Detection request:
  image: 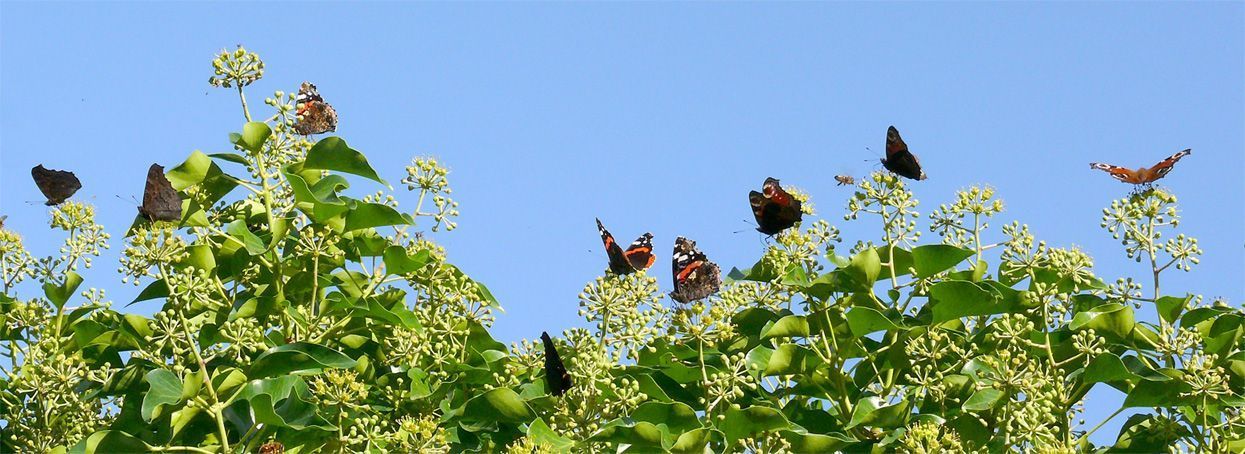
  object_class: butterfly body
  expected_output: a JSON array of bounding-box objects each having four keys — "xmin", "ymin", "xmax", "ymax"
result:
[
  {"xmin": 31, "ymin": 165, "xmax": 82, "ymax": 205},
  {"xmin": 1090, "ymin": 149, "xmax": 1191, "ymax": 185},
  {"xmin": 748, "ymin": 177, "xmax": 802, "ymax": 235},
  {"xmin": 670, "ymin": 236, "xmax": 721, "ymax": 304},
  {"xmin": 294, "ymin": 82, "xmax": 338, "ymax": 135},
  {"xmin": 540, "ymin": 331, "xmax": 572, "ymax": 396},
  {"xmin": 596, "ymin": 218, "xmax": 654, "ymax": 275},
  {"xmin": 882, "ymin": 126, "xmax": 927, "ymax": 180},
  {"xmin": 138, "ymin": 164, "xmax": 182, "ymax": 222}
]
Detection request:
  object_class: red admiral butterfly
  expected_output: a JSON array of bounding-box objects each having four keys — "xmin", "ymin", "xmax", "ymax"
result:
[
  {"xmin": 138, "ymin": 164, "xmax": 182, "ymax": 222},
  {"xmin": 293, "ymin": 82, "xmax": 338, "ymax": 135},
  {"xmin": 596, "ymin": 218, "xmax": 654, "ymax": 275},
  {"xmin": 883, "ymin": 126, "xmax": 926, "ymax": 181},
  {"xmin": 31, "ymin": 165, "xmax": 82, "ymax": 206},
  {"xmin": 748, "ymin": 177, "xmax": 802, "ymax": 236},
  {"xmin": 670, "ymin": 236, "xmax": 721, "ymax": 304},
  {"xmin": 1090, "ymin": 149, "xmax": 1191, "ymax": 185},
  {"xmin": 540, "ymin": 331, "xmax": 572, "ymax": 396}
]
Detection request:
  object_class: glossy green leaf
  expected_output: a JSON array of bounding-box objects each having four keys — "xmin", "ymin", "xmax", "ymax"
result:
[
  {"xmin": 249, "ymin": 342, "xmax": 357, "ymax": 378},
  {"xmin": 1070, "ymin": 303, "xmax": 1135, "ymax": 340},
  {"xmin": 847, "ymin": 397, "xmax": 909, "ymax": 429},
  {"xmin": 928, "ymin": 280, "xmax": 1018, "ymax": 324},
  {"xmin": 225, "ymin": 220, "xmax": 267, "ymax": 256},
  {"xmin": 1155, "ymin": 295, "xmax": 1192, "ymax": 326},
  {"xmin": 461, "ymin": 388, "xmax": 533, "ymax": 423},
  {"xmin": 721, "ymin": 406, "xmax": 789, "ymax": 445},
  {"xmin": 911, "ymin": 244, "xmax": 975, "ymax": 278},
  {"xmin": 69, "ymin": 430, "xmax": 150, "ymax": 454},
  {"xmin": 962, "ymin": 388, "xmax": 1005, "ymax": 412},
  {"xmin": 780, "ymin": 430, "xmax": 856, "ymax": 452},
  {"xmin": 343, "ymin": 201, "xmax": 413, "ymax": 231},
  {"xmin": 1083, "ymin": 353, "xmax": 1170, "ymax": 384},
  {"xmin": 761, "ymin": 315, "xmax": 809, "ymax": 339},
  {"xmin": 527, "ymin": 418, "xmax": 574, "ymax": 451},
  {"xmin": 304, "ymin": 137, "xmax": 388, "ymax": 186},
  {"xmin": 43, "ymin": 271, "xmax": 83, "ymax": 310},
  {"xmin": 382, "ymin": 246, "xmax": 431, "ymax": 276},
  {"xmin": 1111, "ymin": 414, "xmax": 1190, "ymax": 452},
  {"xmin": 141, "ymin": 369, "xmax": 183, "ymax": 421},
  {"xmin": 229, "ymin": 121, "xmax": 271, "ymax": 153},
  {"xmin": 845, "ymin": 307, "xmax": 907, "ymax": 337}
]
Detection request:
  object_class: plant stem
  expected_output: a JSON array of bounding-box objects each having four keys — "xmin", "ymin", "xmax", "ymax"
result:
[
  {"xmin": 237, "ymin": 86, "xmax": 252, "ymax": 122},
  {"xmin": 1078, "ymin": 407, "xmax": 1124, "ymax": 445}
]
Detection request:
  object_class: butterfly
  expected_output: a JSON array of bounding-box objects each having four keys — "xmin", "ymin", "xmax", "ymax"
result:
[
  {"xmin": 0, "ymin": 215, "xmax": 7, "ymax": 229},
  {"xmin": 138, "ymin": 164, "xmax": 182, "ymax": 222},
  {"xmin": 31, "ymin": 165, "xmax": 82, "ymax": 205},
  {"xmin": 596, "ymin": 218, "xmax": 654, "ymax": 275},
  {"xmin": 834, "ymin": 175, "xmax": 855, "ymax": 186},
  {"xmin": 883, "ymin": 126, "xmax": 927, "ymax": 180},
  {"xmin": 258, "ymin": 441, "xmax": 284, "ymax": 454},
  {"xmin": 669, "ymin": 236, "xmax": 721, "ymax": 304},
  {"xmin": 749, "ymin": 177, "xmax": 802, "ymax": 236},
  {"xmin": 293, "ymin": 82, "xmax": 338, "ymax": 135},
  {"xmin": 540, "ymin": 331, "xmax": 572, "ymax": 396},
  {"xmin": 1090, "ymin": 149, "xmax": 1191, "ymax": 185}
]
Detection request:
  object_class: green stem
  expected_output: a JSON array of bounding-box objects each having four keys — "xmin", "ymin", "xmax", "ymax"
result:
[
  {"xmin": 1078, "ymin": 407, "xmax": 1124, "ymax": 445},
  {"xmin": 237, "ymin": 86, "xmax": 252, "ymax": 122}
]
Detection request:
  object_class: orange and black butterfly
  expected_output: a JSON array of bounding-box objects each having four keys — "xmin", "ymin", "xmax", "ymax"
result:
[
  {"xmin": 670, "ymin": 236, "xmax": 721, "ymax": 304},
  {"xmin": 293, "ymin": 82, "xmax": 338, "ymax": 135},
  {"xmin": 1090, "ymin": 149, "xmax": 1191, "ymax": 185},
  {"xmin": 834, "ymin": 175, "xmax": 855, "ymax": 186},
  {"xmin": 540, "ymin": 331, "xmax": 572, "ymax": 397},
  {"xmin": 596, "ymin": 218, "xmax": 654, "ymax": 275},
  {"xmin": 883, "ymin": 126, "xmax": 927, "ymax": 181},
  {"xmin": 31, "ymin": 165, "xmax": 82, "ymax": 205},
  {"xmin": 749, "ymin": 177, "xmax": 802, "ymax": 236},
  {"xmin": 138, "ymin": 164, "xmax": 182, "ymax": 222}
]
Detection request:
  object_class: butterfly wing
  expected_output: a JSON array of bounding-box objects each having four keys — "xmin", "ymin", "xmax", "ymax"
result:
[
  {"xmin": 540, "ymin": 332, "xmax": 573, "ymax": 396},
  {"xmin": 1088, "ymin": 163, "xmax": 1140, "ymax": 183},
  {"xmin": 31, "ymin": 165, "xmax": 82, "ymax": 206},
  {"xmin": 1144, "ymin": 149, "xmax": 1191, "ymax": 182},
  {"xmin": 670, "ymin": 237, "xmax": 721, "ymax": 304},
  {"xmin": 623, "ymin": 233, "xmax": 655, "ymax": 271},
  {"xmin": 750, "ymin": 178, "xmax": 802, "ymax": 235},
  {"xmin": 294, "ymin": 82, "xmax": 338, "ymax": 135},
  {"xmin": 882, "ymin": 126, "xmax": 927, "ymax": 180},
  {"xmin": 596, "ymin": 218, "xmax": 635, "ymax": 275},
  {"xmin": 139, "ymin": 164, "xmax": 182, "ymax": 222}
]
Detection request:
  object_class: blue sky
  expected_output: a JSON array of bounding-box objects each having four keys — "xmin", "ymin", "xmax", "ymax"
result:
[{"xmin": 2, "ymin": 2, "xmax": 1242, "ymax": 446}]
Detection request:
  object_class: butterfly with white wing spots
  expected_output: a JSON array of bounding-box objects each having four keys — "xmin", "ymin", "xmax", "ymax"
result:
[
  {"xmin": 596, "ymin": 218, "xmax": 654, "ymax": 275},
  {"xmin": 293, "ymin": 82, "xmax": 338, "ymax": 135},
  {"xmin": 1090, "ymin": 149, "xmax": 1191, "ymax": 186},
  {"xmin": 669, "ymin": 236, "xmax": 721, "ymax": 304}
]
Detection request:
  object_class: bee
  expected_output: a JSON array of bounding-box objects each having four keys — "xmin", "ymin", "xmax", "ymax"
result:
[{"xmin": 834, "ymin": 175, "xmax": 855, "ymax": 186}]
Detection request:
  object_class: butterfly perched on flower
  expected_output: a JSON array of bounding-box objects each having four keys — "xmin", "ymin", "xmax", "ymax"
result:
[
  {"xmin": 138, "ymin": 164, "xmax": 182, "ymax": 222},
  {"xmin": 540, "ymin": 331, "xmax": 572, "ymax": 397},
  {"xmin": 883, "ymin": 126, "xmax": 927, "ymax": 181},
  {"xmin": 834, "ymin": 175, "xmax": 855, "ymax": 186},
  {"xmin": 748, "ymin": 177, "xmax": 802, "ymax": 236},
  {"xmin": 670, "ymin": 236, "xmax": 721, "ymax": 304},
  {"xmin": 596, "ymin": 218, "xmax": 654, "ymax": 275},
  {"xmin": 1090, "ymin": 149, "xmax": 1191, "ymax": 185},
  {"xmin": 293, "ymin": 82, "xmax": 338, "ymax": 135},
  {"xmin": 31, "ymin": 165, "xmax": 82, "ymax": 206}
]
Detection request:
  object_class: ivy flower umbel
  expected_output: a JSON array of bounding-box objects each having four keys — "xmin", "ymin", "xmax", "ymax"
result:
[
  {"xmin": 404, "ymin": 157, "xmax": 460, "ymax": 232},
  {"xmin": 578, "ymin": 271, "xmax": 667, "ymax": 362},
  {"xmin": 208, "ymin": 45, "xmax": 263, "ymax": 88},
  {"xmin": 118, "ymin": 226, "xmax": 189, "ymax": 286},
  {"xmin": 929, "ymin": 185, "xmax": 1004, "ymax": 253},
  {"xmin": 0, "ymin": 228, "xmax": 37, "ymax": 290},
  {"xmin": 846, "ymin": 171, "xmax": 922, "ymax": 248}
]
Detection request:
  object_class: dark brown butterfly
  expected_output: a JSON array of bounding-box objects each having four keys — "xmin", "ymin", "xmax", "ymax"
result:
[
  {"xmin": 749, "ymin": 177, "xmax": 802, "ymax": 236},
  {"xmin": 540, "ymin": 331, "xmax": 572, "ymax": 396},
  {"xmin": 31, "ymin": 165, "xmax": 82, "ymax": 205},
  {"xmin": 293, "ymin": 82, "xmax": 338, "ymax": 135},
  {"xmin": 1090, "ymin": 149, "xmax": 1191, "ymax": 185},
  {"xmin": 883, "ymin": 126, "xmax": 927, "ymax": 180},
  {"xmin": 834, "ymin": 175, "xmax": 855, "ymax": 186},
  {"xmin": 596, "ymin": 218, "xmax": 654, "ymax": 275},
  {"xmin": 670, "ymin": 236, "xmax": 721, "ymax": 304},
  {"xmin": 138, "ymin": 164, "xmax": 182, "ymax": 222}
]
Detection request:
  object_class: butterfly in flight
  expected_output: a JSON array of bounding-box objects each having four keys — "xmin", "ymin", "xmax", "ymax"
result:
[
  {"xmin": 293, "ymin": 82, "xmax": 338, "ymax": 135},
  {"xmin": 31, "ymin": 165, "xmax": 82, "ymax": 205},
  {"xmin": 540, "ymin": 331, "xmax": 572, "ymax": 397},
  {"xmin": 834, "ymin": 175, "xmax": 855, "ymax": 186},
  {"xmin": 748, "ymin": 177, "xmax": 802, "ymax": 236},
  {"xmin": 596, "ymin": 218, "xmax": 654, "ymax": 275},
  {"xmin": 138, "ymin": 164, "xmax": 182, "ymax": 222},
  {"xmin": 670, "ymin": 236, "xmax": 721, "ymax": 304},
  {"xmin": 1090, "ymin": 149, "xmax": 1191, "ymax": 186},
  {"xmin": 883, "ymin": 126, "xmax": 927, "ymax": 181}
]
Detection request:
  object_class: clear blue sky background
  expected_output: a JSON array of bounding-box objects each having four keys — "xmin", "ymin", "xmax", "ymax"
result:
[{"xmin": 3, "ymin": 2, "xmax": 1242, "ymax": 447}]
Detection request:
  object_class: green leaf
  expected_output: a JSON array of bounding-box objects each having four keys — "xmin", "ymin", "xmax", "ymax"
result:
[
  {"xmin": 249, "ymin": 342, "xmax": 357, "ymax": 378},
  {"xmin": 383, "ymin": 246, "xmax": 431, "ymax": 276},
  {"xmin": 846, "ymin": 397, "xmax": 909, "ymax": 429},
  {"xmin": 631, "ymin": 401, "xmax": 702, "ymax": 434},
  {"xmin": 779, "ymin": 430, "xmax": 856, "ymax": 453},
  {"xmin": 343, "ymin": 201, "xmax": 413, "ymax": 231},
  {"xmin": 229, "ymin": 121, "xmax": 271, "ymax": 153},
  {"xmin": 42, "ymin": 271, "xmax": 83, "ymax": 310},
  {"xmin": 911, "ymin": 244, "xmax": 975, "ymax": 278},
  {"xmin": 1154, "ymin": 295, "xmax": 1192, "ymax": 326},
  {"xmin": 1122, "ymin": 379, "xmax": 1194, "ymax": 408},
  {"xmin": 670, "ymin": 428, "xmax": 717, "ymax": 454},
  {"xmin": 238, "ymin": 375, "xmax": 335, "ymax": 431},
  {"xmin": 845, "ymin": 307, "xmax": 907, "ymax": 337},
  {"xmin": 1070, "ymin": 303, "xmax": 1136, "ymax": 340},
  {"xmin": 304, "ymin": 137, "xmax": 388, "ymax": 186},
  {"xmin": 461, "ymin": 388, "xmax": 534, "ymax": 424},
  {"xmin": 69, "ymin": 430, "xmax": 150, "ymax": 454},
  {"xmin": 1111, "ymin": 414, "xmax": 1190, "ymax": 452},
  {"xmin": 842, "ymin": 247, "xmax": 881, "ymax": 289},
  {"xmin": 1083, "ymin": 353, "xmax": 1170, "ymax": 384},
  {"xmin": 526, "ymin": 418, "xmax": 574, "ymax": 451},
  {"xmin": 761, "ymin": 315, "xmax": 809, "ymax": 339},
  {"xmin": 225, "ymin": 220, "xmax": 268, "ymax": 256},
  {"xmin": 962, "ymin": 388, "xmax": 1005, "ymax": 412},
  {"xmin": 209, "ymin": 152, "xmax": 249, "ymax": 165},
  {"xmin": 928, "ymin": 280, "xmax": 1018, "ymax": 324},
  {"xmin": 721, "ymin": 406, "xmax": 790, "ymax": 445},
  {"xmin": 141, "ymin": 369, "xmax": 184, "ymax": 421},
  {"xmin": 748, "ymin": 343, "xmax": 824, "ymax": 377}
]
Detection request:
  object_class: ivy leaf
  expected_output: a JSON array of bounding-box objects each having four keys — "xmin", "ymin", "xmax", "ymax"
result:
[
  {"xmin": 721, "ymin": 406, "xmax": 789, "ymax": 445},
  {"xmin": 846, "ymin": 397, "xmax": 909, "ymax": 429},
  {"xmin": 460, "ymin": 388, "xmax": 533, "ymax": 425},
  {"xmin": 631, "ymin": 401, "xmax": 702, "ymax": 434},
  {"xmin": 928, "ymin": 280, "xmax": 1019, "ymax": 324},
  {"xmin": 69, "ymin": 430, "xmax": 150, "ymax": 454},
  {"xmin": 1154, "ymin": 295, "xmax": 1192, "ymax": 326},
  {"xmin": 1082, "ymin": 353, "xmax": 1170, "ymax": 384},
  {"xmin": 42, "ymin": 271, "xmax": 83, "ymax": 311},
  {"xmin": 761, "ymin": 315, "xmax": 809, "ymax": 339},
  {"xmin": 249, "ymin": 342, "xmax": 357, "ymax": 378},
  {"xmin": 141, "ymin": 369, "xmax": 184, "ymax": 421},
  {"xmin": 962, "ymin": 388, "xmax": 1005, "ymax": 412},
  {"xmin": 343, "ymin": 201, "xmax": 413, "ymax": 231},
  {"xmin": 1070, "ymin": 303, "xmax": 1136, "ymax": 341},
  {"xmin": 910, "ymin": 244, "xmax": 975, "ymax": 278},
  {"xmin": 304, "ymin": 137, "xmax": 388, "ymax": 186},
  {"xmin": 383, "ymin": 246, "xmax": 431, "ymax": 276},
  {"xmin": 229, "ymin": 121, "xmax": 271, "ymax": 153},
  {"xmin": 526, "ymin": 418, "xmax": 574, "ymax": 451},
  {"xmin": 225, "ymin": 220, "xmax": 268, "ymax": 256},
  {"xmin": 670, "ymin": 428, "xmax": 718, "ymax": 453},
  {"xmin": 845, "ymin": 307, "xmax": 907, "ymax": 337}
]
